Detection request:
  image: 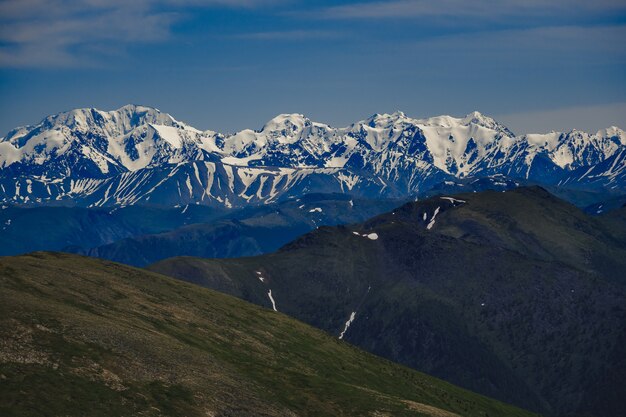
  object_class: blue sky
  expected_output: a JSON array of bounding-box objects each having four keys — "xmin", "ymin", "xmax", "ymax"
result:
[{"xmin": 0, "ymin": 0, "xmax": 625, "ymax": 135}]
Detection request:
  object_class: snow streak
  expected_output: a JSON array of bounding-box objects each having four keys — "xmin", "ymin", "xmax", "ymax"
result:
[{"xmin": 339, "ymin": 312, "xmax": 356, "ymax": 340}]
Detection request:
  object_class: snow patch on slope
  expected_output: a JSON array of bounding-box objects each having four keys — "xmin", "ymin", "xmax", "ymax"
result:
[
  {"xmin": 427, "ymin": 207, "xmax": 441, "ymax": 230},
  {"xmin": 339, "ymin": 311, "xmax": 356, "ymax": 340},
  {"xmin": 267, "ymin": 289, "xmax": 277, "ymax": 311},
  {"xmin": 440, "ymin": 196, "xmax": 466, "ymax": 204}
]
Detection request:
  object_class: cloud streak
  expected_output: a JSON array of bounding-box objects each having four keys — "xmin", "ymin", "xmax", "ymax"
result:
[
  {"xmin": 316, "ymin": 0, "xmax": 626, "ymax": 20},
  {"xmin": 233, "ymin": 30, "xmax": 342, "ymax": 41},
  {"xmin": 0, "ymin": 0, "xmax": 283, "ymax": 67},
  {"xmin": 496, "ymin": 102, "xmax": 626, "ymax": 134}
]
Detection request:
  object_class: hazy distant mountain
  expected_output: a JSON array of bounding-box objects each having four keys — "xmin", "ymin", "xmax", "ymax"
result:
[
  {"xmin": 150, "ymin": 187, "xmax": 626, "ymax": 417},
  {"xmin": 1, "ymin": 105, "xmax": 624, "ymax": 207},
  {"xmin": 68, "ymin": 194, "xmax": 402, "ymax": 266},
  {"xmin": 0, "ymin": 203, "xmax": 227, "ymax": 256}
]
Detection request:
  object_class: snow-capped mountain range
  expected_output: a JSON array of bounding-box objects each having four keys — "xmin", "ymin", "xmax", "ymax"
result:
[{"xmin": 0, "ymin": 104, "xmax": 624, "ymax": 208}]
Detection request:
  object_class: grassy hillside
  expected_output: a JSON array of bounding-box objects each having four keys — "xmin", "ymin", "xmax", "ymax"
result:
[
  {"xmin": 0, "ymin": 252, "xmax": 536, "ymax": 417},
  {"xmin": 150, "ymin": 187, "xmax": 626, "ymax": 417}
]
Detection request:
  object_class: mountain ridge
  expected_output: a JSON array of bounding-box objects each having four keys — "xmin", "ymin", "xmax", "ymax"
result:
[{"xmin": 1, "ymin": 105, "xmax": 624, "ymax": 208}]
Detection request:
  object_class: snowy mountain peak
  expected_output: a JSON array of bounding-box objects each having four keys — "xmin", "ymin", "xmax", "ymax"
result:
[
  {"xmin": 466, "ymin": 110, "xmax": 484, "ymax": 118},
  {"xmin": 1, "ymin": 105, "xmax": 624, "ymax": 208},
  {"xmin": 0, "ymin": 104, "xmax": 210, "ymax": 176},
  {"xmin": 262, "ymin": 113, "xmax": 310, "ymax": 134},
  {"xmin": 597, "ymin": 126, "xmax": 626, "ymax": 144},
  {"xmin": 408, "ymin": 111, "xmax": 513, "ymax": 138},
  {"xmin": 462, "ymin": 110, "xmax": 504, "ymax": 129},
  {"xmin": 365, "ymin": 111, "xmax": 411, "ymax": 127},
  {"xmin": 41, "ymin": 104, "xmax": 177, "ymax": 134}
]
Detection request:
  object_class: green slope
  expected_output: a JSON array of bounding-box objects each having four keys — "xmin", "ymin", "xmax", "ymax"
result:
[
  {"xmin": 0, "ymin": 252, "xmax": 536, "ymax": 417},
  {"xmin": 149, "ymin": 187, "xmax": 626, "ymax": 416}
]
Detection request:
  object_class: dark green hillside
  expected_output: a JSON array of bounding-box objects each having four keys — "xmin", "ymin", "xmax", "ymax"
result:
[
  {"xmin": 150, "ymin": 187, "xmax": 626, "ymax": 417},
  {"xmin": 598, "ymin": 204, "xmax": 626, "ymax": 241},
  {"xmin": 0, "ymin": 252, "xmax": 536, "ymax": 417},
  {"xmin": 413, "ymin": 187, "xmax": 626, "ymax": 282}
]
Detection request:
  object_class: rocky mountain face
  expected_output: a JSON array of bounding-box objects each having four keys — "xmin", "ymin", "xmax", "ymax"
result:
[
  {"xmin": 149, "ymin": 187, "xmax": 626, "ymax": 417},
  {"xmin": 1, "ymin": 105, "xmax": 624, "ymax": 208}
]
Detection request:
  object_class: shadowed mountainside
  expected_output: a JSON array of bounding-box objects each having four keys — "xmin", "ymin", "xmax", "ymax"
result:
[{"xmin": 150, "ymin": 187, "xmax": 626, "ymax": 417}]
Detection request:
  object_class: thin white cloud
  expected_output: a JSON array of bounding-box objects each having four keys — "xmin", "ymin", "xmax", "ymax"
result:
[
  {"xmin": 233, "ymin": 30, "xmax": 342, "ymax": 41},
  {"xmin": 0, "ymin": 0, "xmax": 286, "ymax": 67},
  {"xmin": 496, "ymin": 102, "xmax": 626, "ymax": 134},
  {"xmin": 407, "ymin": 24, "xmax": 626, "ymax": 59},
  {"xmin": 316, "ymin": 0, "xmax": 626, "ymax": 20}
]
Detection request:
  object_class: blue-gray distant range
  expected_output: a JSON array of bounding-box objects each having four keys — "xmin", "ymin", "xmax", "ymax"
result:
[{"xmin": 0, "ymin": 104, "xmax": 624, "ymax": 208}]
